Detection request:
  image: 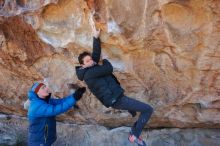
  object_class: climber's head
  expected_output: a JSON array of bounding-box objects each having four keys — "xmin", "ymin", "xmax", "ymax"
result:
[
  {"xmin": 31, "ymin": 82, "xmax": 50, "ymax": 98},
  {"xmin": 78, "ymin": 51, "xmax": 94, "ymax": 68}
]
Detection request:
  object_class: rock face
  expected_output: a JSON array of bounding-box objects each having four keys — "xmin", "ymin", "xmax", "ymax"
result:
[
  {"xmin": 0, "ymin": 115, "xmax": 220, "ymax": 146},
  {"xmin": 0, "ymin": 0, "xmax": 220, "ymax": 128}
]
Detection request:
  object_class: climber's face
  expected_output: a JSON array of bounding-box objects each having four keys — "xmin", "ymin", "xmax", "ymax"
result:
[
  {"xmin": 82, "ymin": 55, "xmax": 94, "ymax": 68},
  {"xmin": 37, "ymin": 85, "xmax": 50, "ymax": 98}
]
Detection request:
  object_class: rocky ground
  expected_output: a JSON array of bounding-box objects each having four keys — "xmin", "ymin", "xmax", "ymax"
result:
[{"xmin": 0, "ymin": 114, "xmax": 219, "ymax": 146}]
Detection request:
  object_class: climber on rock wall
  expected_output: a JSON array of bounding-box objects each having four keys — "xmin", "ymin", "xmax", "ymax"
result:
[
  {"xmin": 75, "ymin": 14, "xmax": 153, "ymax": 146},
  {"xmin": 26, "ymin": 82, "xmax": 86, "ymax": 146}
]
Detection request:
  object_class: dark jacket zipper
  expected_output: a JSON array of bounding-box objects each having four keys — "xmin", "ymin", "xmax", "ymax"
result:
[{"xmin": 44, "ymin": 124, "xmax": 48, "ymax": 144}]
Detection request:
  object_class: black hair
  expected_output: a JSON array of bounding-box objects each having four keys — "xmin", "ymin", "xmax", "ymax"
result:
[{"xmin": 78, "ymin": 51, "xmax": 91, "ymax": 64}]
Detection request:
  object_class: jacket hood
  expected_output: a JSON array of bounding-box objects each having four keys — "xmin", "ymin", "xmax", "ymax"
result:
[
  {"xmin": 75, "ymin": 66, "xmax": 87, "ymax": 81},
  {"xmin": 28, "ymin": 91, "xmax": 39, "ymax": 101}
]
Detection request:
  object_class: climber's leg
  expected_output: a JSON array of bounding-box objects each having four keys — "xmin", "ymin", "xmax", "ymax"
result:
[{"xmin": 112, "ymin": 95, "xmax": 153, "ymax": 138}]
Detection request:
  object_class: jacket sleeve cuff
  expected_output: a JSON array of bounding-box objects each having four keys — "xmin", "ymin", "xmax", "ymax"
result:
[{"xmin": 93, "ymin": 37, "xmax": 100, "ymax": 41}]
